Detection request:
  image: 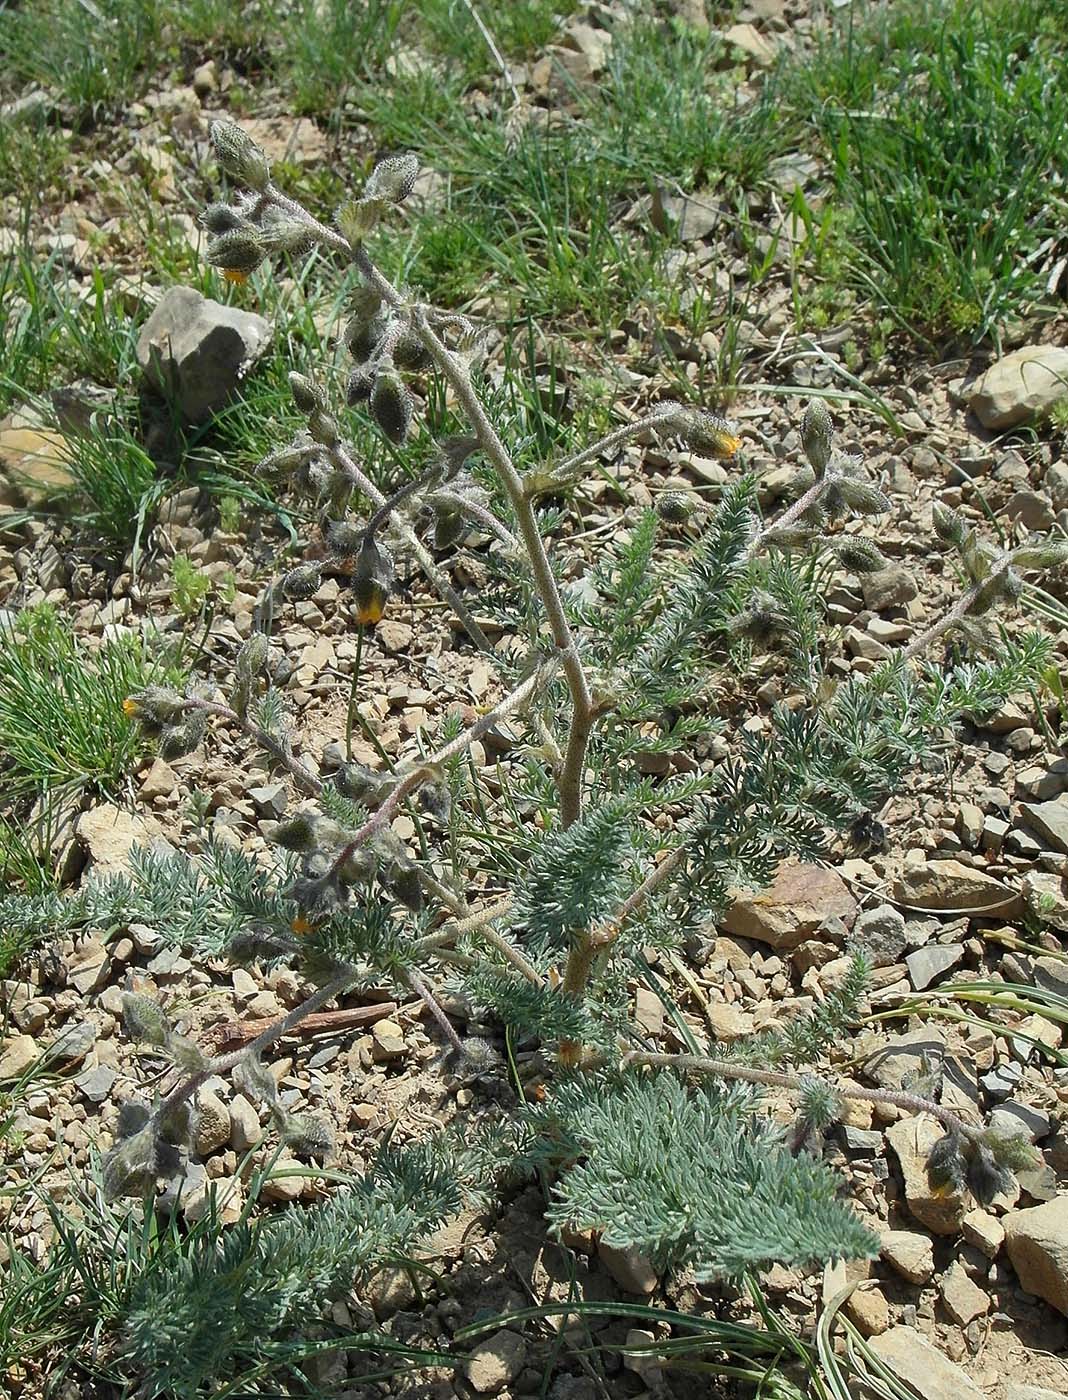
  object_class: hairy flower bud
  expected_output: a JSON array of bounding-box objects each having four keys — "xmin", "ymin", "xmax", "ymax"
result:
[
  {"xmin": 271, "ymin": 812, "xmax": 319, "ymax": 852},
  {"xmin": 205, "ymin": 228, "xmax": 267, "ymax": 278},
  {"xmin": 352, "ymin": 536, "xmax": 393, "ymax": 626},
  {"xmin": 418, "ymin": 779, "xmax": 451, "ymax": 824},
  {"xmin": 309, "ymin": 409, "xmax": 340, "ymax": 447},
  {"xmin": 926, "ymin": 1130, "xmax": 965, "ymax": 1197},
  {"xmin": 288, "ymin": 371, "xmax": 324, "ymax": 415},
  {"xmin": 364, "ymin": 154, "xmax": 419, "ymax": 204},
  {"xmin": 336, "ymin": 197, "xmax": 382, "ymax": 243},
  {"xmin": 966, "ymin": 1142, "xmax": 1014, "ymax": 1207},
  {"xmin": 159, "ymin": 711, "xmax": 208, "ymax": 761},
  {"xmin": 667, "ymin": 406, "xmax": 741, "ymax": 458},
  {"xmin": 346, "ymin": 366, "xmax": 374, "ymax": 405},
  {"xmin": 932, "ymin": 501, "xmax": 966, "ymax": 546},
  {"xmin": 209, "ymin": 119, "xmax": 270, "ymax": 191},
  {"xmin": 835, "ymin": 476, "xmax": 891, "ymax": 516},
  {"xmin": 655, "ymin": 492, "xmax": 694, "ymax": 525},
  {"xmin": 383, "ymin": 857, "xmax": 423, "ymax": 911},
  {"xmin": 236, "ymin": 632, "xmax": 270, "ymax": 682},
  {"xmin": 122, "ymin": 991, "xmax": 171, "ymax": 1047},
  {"xmin": 370, "ymin": 369, "xmax": 413, "ymax": 444},
  {"xmin": 282, "ymin": 1111, "xmax": 336, "ymax": 1161},
  {"xmin": 393, "ymin": 328, "xmax": 432, "ymax": 371},
  {"xmin": 1012, "ymin": 539, "xmax": 1068, "ymax": 569},
  {"xmin": 830, "ymin": 537, "xmax": 888, "ymax": 573},
  {"xmin": 335, "ymin": 762, "xmax": 391, "ymax": 807},
  {"xmin": 433, "ymin": 501, "xmax": 466, "ymax": 550},
  {"xmin": 801, "ymin": 400, "xmax": 833, "ymax": 473},
  {"xmin": 345, "ymin": 314, "xmax": 388, "ymax": 364},
  {"xmin": 123, "ymin": 686, "xmax": 187, "ymax": 728},
  {"xmin": 231, "ymin": 1053, "xmax": 278, "ymax": 1111},
  {"xmin": 283, "ymin": 562, "xmax": 323, "ymax": 600},
  {"xmin": 201, "ymin": 201, "xmax": 246, "ymax": 235}
]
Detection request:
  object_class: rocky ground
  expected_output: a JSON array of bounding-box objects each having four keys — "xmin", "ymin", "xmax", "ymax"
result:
[{"xmin": 2, "ymin": 1, "xmax": 1068, "ymax": 1398}]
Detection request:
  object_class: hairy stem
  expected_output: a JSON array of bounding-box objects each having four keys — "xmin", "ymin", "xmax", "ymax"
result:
[
  {"xmin": 155, "ymin": 969, "xmax": 355, "ymax": 1129},
  {"xmin": 621, "ymin": 1050, "xmax": 982, "ymax": 1141},
  {"xmin": 899, "ymin": 552, "xmax": 1012, "ymax": 663}
]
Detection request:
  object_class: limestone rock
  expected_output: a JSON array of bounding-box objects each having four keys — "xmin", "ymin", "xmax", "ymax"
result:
[
  {"xmin": 723, "ymin": 858, "xmax": 856, "ymax": 950},
  {"xmin": 194, "ymin": 1088, "xmax": 232, "ymax": 1157},
  {"xmin": 890, "ymin": 858, "xmax": 1021, "ymax": 916},
  {"xmin": 865, "ymin": 1028, "xmax": 945, "ymax": 1091},
  {"xmin": 465, "ymin": 1329, "xmax": 527, "ymax": 1395},
  {"xmin": 0, "ymin": 1033, "xmax": 40, "ymax": 1080},
  {"xmin": 228, "ymin": 1093, "xmax": 263, "ymax": 1153},
  {"xmin": 724, "ymin": 21, "xmax": 778, "ymax": 64},
  {"xmin": 598, "ymin": 1240, "xmax": 658, "ymax": 1294},
  {"xmin": 0, "ymin": 423, "xmax": 75, "ymax": 504},
  {"xmin": 939, "ymin": 1261, "xmax": 989, "ymax": 1325},
  {"xmin": 886, "ymin": 1114, "xmax": 965, "ymax": 1235},
  {"xmin": 137, "ymin": 287, "xmax": 271, "ymax": 423},
  {"xmin": 869, "ymin": 1326, "xmax": 984, "ymax": 1400},
  {"xmin": 851, "ymin": 903, "xmax": 906, "ymax": 968},
  {"xmin": 76, "ymin": 802, "xmax": 166, "ymax": 874},
  {"xmin": 861, "ymin": 565, "xmax": 918, "ymax": 611},
  {"xmin": 371, "ymin": 1019, "xmax": 406, "ymax": 1063},
  {"xmin": 969, "ymin": 345, "xmax": 1068, "ymax": 431},
  {"xmin": 239, "ymin": 116, "xmax": 328, "ymax": 166},
  {"xmin": 1019, "ymin": 797, "xmax": 1068, "ymax": 855},
  {"xmin": 140, "ymin": 758, "xmax": 178, "ymax": 799},
  {"xmin": 880, "ymin": 1229, "xmax": 935, "ymax": 1284},
  {"xmin": 961, "ymin": 1208, "xmax": 1004, "ymax": 1259},
  {"xmin": 1004, "ymin": 1196, "xmax": 1068, "ymax": 1315}
]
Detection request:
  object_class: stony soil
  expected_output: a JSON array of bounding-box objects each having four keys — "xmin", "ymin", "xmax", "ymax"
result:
[{"xmin": 2, "ymin": 2, "xmax": 1068, "ymax": 1398}]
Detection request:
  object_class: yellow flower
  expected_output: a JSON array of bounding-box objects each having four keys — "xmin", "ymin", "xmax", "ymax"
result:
[{"xmin": 222, "ymin": 268, "xmax": 249, "ymax": 286}]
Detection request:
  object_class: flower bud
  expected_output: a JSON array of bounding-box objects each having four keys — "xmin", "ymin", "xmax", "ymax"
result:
[
  {"xmin": 200, "ymin": 202, "xmax": 246, "ymax": 234},
  {"xmin": 835, "ymin": 476, "xmax": 891, "ymax": 516},
  {"xmin": 271, "ymin": 812, "xmax": 319, "ymax": 852},
  {"xmin": 282, "ymin": 1111, "xmax": 336, "ymax": 1161},
  {"xmin": 364, "ymin": 153, "xmax": 419, "ymax": 204},
  {"xmin": 233, "ymin": 1052, "xmax": 279, "ymax": 1107},
  {"xmin": 123, "ymin": 686, "xmax": 187, "ymax": 727},
  {"xmin": 336, "ymin": 197, "xmax": 382, "ymax": 243},
  {"xmin": 670, "ymin": 407, "xmax": 741, "ymax": 458},
  {"xmin": 344, "ymin": 312, "xmax": 388, "ymax": 364},
  {"xmin": 370, "ymin": 369, "xmax": 413, "ymax": 444},
  {"xmin": 206, "ymin": 229, "xmax": 267, "ymax": 279},
  {"xmin": 433, "ymin": 501, "xmax": 466, "ymax": 550},
  {"xmin": 393, "ymin": 328, "xmax": 432, "ymax": 371},
  {"xmin": 384, "ymin": 857, "xmax": 423, "ymax": 911},
  {"xmin": 801, "ymin": 400, "xmax": 833, "ymax": 473},
  {"xmin": 830, "ymin": 537, "xmax": 887, "ymax": 573},
  {"xmin": 159, "ymin": 711, "xmax": 207, "ymax": 761},
  {"xmin": 288, "ymin": 371, "xmax": 324, "ymax": 415},
  {"xmin": 925, "ymin": 1130, "xmax": 965, "ymax": 1197},
  {"xmin": 335, "ymin": 762, "xmax": 391, "ymax": 807},
  {"xmin": 655, "ymin": 492, "xmax": 694, "ymax": 525},
  {"xmin": 236, "ymin": 632, "xmax": 270, "ymax": 681},
  {"xmin": 122, "ymin": 991, "xmax": 171, "ymax": 1047},
  {"xmin": 283, "ymin": 562, "xmax": 323, "ymax": 600},
  {"xmin": 346, "ymin": 367, "xmax": 374, "ymax": 405},
  {"xmin": 352, "ymin": 536, "xmax": 393, "ymax": 626},
  {"xmin": 209, "ymin": 119, "xmax": 270, "ymax": 191},
  {"xmin": 308, "ymin": 409, "xmax": 340, "ymax": 447},
  {"xmin": 932, "ymin": 501, "xmax": 966, "ymax": 546},
  {"xmin": 322, "ymin": 519, "xmax": 364, "ymax": 557},
  {"xmin": 1012, "ymin": 540, "xmax": 1068, "ymax": 570}
]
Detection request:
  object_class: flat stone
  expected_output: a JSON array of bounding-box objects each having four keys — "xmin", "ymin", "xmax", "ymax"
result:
[
  {"xmin": 48, "ymin": 1020, "xmax": 96, "ymax": 1065},
  {"xmin": 939, "ymin": 1261, "xmax": 989, "ymax": 1325},
  {"xmin": 67, "ymin": 936, "xmax": 109, "ymax": 994},
  {"xmin": 962, "ymin": 1209, "xmax": 1005, "ymax": 1259},
  {"xmin": 140, "ymin": 758, "xmax": 178, "ymax": 799},
  {"xmin": 905, "ymin": 942, "xmax": 965, "ymax": 991},
  {"xmin": 239, "ymin": 116, "xmax": 328, "ymax": 166},
  {"xmin": 890, "ymin": 858, "xmax": 1021, "ymax": 917},
  {"xmin": 851, "ymin": 903, "xmax": 906, "ymax": 968},
  {"xmin": 194, "ymin": 1088, "xmax": 231, "ymax": 1157},
  {"xmin": 137, "ymin": 286, "xmax": 271, "ymax": 424},
  {"xmin": 228, "ymin": 1093, "xmax": 263, "ymax": 1153},
  {"xmin": 0, "ymin": 1033, "xmax": 40, "ymax": 1080},
  {"xmin": 465, "ymin": 1329, "xmax": 527, "ymax": 1395},
  {"xmin": 724, "ymin": 21, "xmax": 778, "ymax": 64},
  {"xmin": 1019, "ymin": 798, "xmax": 1068, "ymax": 855},
  {"xmin": 886, "ymin": 1114, "xmax": 966, "ymax": 1235},
  {"xmin": 880, "ymin": 1229, "xmax": 935, "ymax": 1284},
  {"xmin": 0, "ymin": 424, "xmax": 75, "ymax": 504},
  {"xmin": 865, "ymin": 1029, "xmax": 945, "ymax": 1092},
  {"xmin": 861, "ymin": 565, "xmax": 918, "ymax": 611},
  {"xmin": 76, "ymin": 802, "xmax": 166, "ymax": 874},
  {"xmin": 1004, "ymin": 1196, "xmax": 1068, "ymax": 1314},
  {"xmin": 869, "ymin": 1326, "xmax": 984, "ymax": 1400},
  {"xmin": 598, "ymin": 1241, "xmax": 658, "ymax": 1294},
  {"xmin": 723, "ymin": 858, "xmax": 856, "ymax": 950},
  {"xmin": 969, "ymin": 345, "xmax": 1068, "ymax": 431},
  {"xmin": 371, "ymin": 1020, "xmax": 406, "ymax": 1063},
  {"xmin": 74, "ymin": 1065, "xmax": 117, "ymax": 1103}
]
